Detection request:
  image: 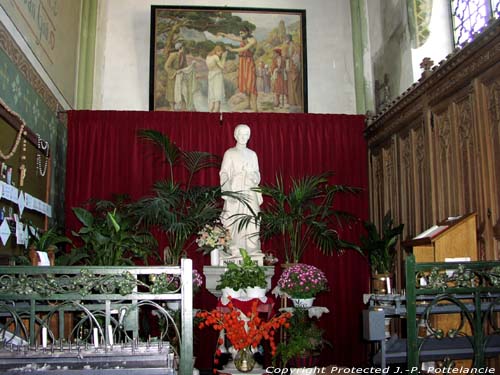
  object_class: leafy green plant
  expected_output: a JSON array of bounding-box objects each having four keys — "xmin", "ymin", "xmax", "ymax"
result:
[
  {"xmin": 360, "ymin": 211, "xmax": 404, "ymax": 274},
  {"xmin": 71, "ymin": 198, "xmax": 157, "ymax": 266},
  {"xmin": 13, "ymin": 226, "xmax": 77, "ymax": 266},
  {"xmin": 216, "ymin": 249, "xmax": 267, "ymax": 290},
  {"xmin": 130, "ymin": 130, "xmax": 241, "ymax": 265},
  {"xmin": 239, "ymin": 172, "xmax": 362, "ymax": 263},
  {"xmin": 30, "ymin": 227, "xmax": 72, "ymax": 253},
  {"xmin": 274, "ymin": 308, "xmax": 330, "ymax": 366}
]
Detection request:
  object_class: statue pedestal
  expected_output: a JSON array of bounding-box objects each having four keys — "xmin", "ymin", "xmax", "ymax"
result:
[
  {"xmin": 203, "ymin": 266, "xmax": 275, "ymax": 298},
  {"xmin": 217, "ymin": 253, "xmax": 264, "ymax": 266}
]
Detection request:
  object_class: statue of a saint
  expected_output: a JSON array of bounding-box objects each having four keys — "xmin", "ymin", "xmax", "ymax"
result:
[{"xmin": 220, "ymin": 124, "xmax": 263, "ymax": 257}]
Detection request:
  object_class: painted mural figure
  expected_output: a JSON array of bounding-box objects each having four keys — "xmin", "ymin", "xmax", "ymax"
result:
[
  {"xmin": 283, "ymin": 34, "xmax": 302, "ymax": 108},
  {"xmin": 271, "ymin": 48, "xmax": 286, "ymax": 108},
  {"xmin": 164, "ymin": 42, "xmax": 188, "ymax": 110},
  {"xmin": 175, "ymin": 61, "xmax": 197, "ymax": 111},
  {"xmin": 256, "ymin": 61, "xmax": 265, "ymax": 93},
  {"xmin": 218, "ymin": 27, "xmax": 258, "ymax": 112},
  {"xmin": 206, "ymin": 45, "xmax": 228, "ymax": 113}
]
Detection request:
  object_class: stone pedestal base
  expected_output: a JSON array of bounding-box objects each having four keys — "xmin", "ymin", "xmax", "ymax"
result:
[{"xmin": 218, "ymin": 253, "xmax": 264, "ymax": 266}]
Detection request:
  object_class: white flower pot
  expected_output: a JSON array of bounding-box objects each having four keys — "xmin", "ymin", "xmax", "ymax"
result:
[
  {"xmin": 210, "ymin": 249, "xmax": 220, "ymax": 266},
  {"xmin": 245, "ymin": 286, "xmax": 266, "ymax": 299},
  {"xmin": 166, "ymin": 301, "xmax": 181, "ymax": 311},
  {"xmin": 291, "ymin": 297, "xmax": 315, "ymax": 308},
  {"xmin": 221, "ymin": 287, "xmax": 242, "ymax": 299}
]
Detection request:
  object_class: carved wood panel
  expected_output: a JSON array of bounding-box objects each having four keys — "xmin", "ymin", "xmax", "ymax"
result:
[
  {"xmin": 365, "ymin": 19, "xmax": 500, "ymax": 265},
  {"xmin": 484, "ymin": 74, "xmax": 500, "ymax": 259}
]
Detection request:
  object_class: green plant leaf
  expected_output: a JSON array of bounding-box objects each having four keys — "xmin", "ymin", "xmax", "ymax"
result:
[{"xmin": 72, "ymin": 207, "xmax": 94, "ymax": 227}]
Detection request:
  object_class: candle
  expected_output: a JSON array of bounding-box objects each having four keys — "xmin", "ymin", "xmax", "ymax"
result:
[
  {"xmin": 386, "ymin": 276, "xmax": 391, "ymax": 294},
  {"xmin": 93, "ymin": 328, "xmax": 99, "ymax": 348},
  {"xmin": 42, "ymin": 327, "xmax": 47, "ymax": 348},
  {"xmin": 107, "ymin": 325, "xmax": 113, "ymax": 346}
]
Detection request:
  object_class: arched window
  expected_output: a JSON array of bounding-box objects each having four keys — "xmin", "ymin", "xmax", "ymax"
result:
[{"xmin": 451, "ymin": 0, "xmax": 500, "ymax": 46}]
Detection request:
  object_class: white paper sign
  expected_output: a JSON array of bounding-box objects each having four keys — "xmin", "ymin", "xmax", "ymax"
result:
[
  {"xmin": 16, "ymin": 221, "xmax": 24, "ymax": 245},
  {"xmin": 17, "ymin": 191, "xmax": 25, "ymax": 217},
  {"xmin": 0, "ymin": 219, "xmax": 11, "ymax": 246},
  {"xmin": 0, "ymin": 181, "xmax": 18, "ymax": 203},
  {"xmin": 24, "ymin": 192, "xmax": 34, "ymax": 210}
]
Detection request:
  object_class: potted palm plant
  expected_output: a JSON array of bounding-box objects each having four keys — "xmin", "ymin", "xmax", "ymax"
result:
[
  {"xmin": 239, "ymin": 172, "xmax": 362, "ymax": 264},
  {"xmin": 360, "ymin": 211, "xmax": 404, "ymax": 294},
  {"xmin": 130, "ymin": 130, "xmax": 240, "ymax": 265}
]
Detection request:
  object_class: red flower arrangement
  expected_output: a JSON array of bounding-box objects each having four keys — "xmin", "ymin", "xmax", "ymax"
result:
[{"xmin": 196, "ymin": 299, "xmax": 291, "ymax": 356}]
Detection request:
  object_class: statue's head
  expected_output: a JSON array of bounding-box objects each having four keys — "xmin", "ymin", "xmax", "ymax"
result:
[{"xmin": 234, "ymin": 124, "xmax": 251, "ymax": 145}]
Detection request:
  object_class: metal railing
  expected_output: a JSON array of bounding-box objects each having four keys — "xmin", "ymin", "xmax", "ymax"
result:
[
  {"xmin": 0, "ymin": 258, "xmax": 193, "ymax": 374},
  {"xmin": 406, "ymin": 254, "xmax": 500, "ymax": 372}
]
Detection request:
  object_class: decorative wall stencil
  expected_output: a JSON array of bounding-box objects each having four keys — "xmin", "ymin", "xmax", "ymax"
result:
[{"xmin": 0, "ymin": 0, "xmax": 81, "ymax": 107}]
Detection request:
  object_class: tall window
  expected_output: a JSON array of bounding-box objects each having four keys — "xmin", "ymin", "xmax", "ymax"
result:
[{"xmin": 451, "ymin": 0, "xmax": 500, "ymax": 46}]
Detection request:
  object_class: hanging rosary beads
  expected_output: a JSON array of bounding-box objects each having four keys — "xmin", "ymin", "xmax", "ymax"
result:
[
  {"xmin": 0, "ymin": 123, "xmax": 25, "ymax": 160},
  {"xmin": 36, "ymin": 133, "xmax": 49, "ymax": 177},
  {"xmin": 18, "ymin": 131, "xmax": 27, "ymax": 187}
]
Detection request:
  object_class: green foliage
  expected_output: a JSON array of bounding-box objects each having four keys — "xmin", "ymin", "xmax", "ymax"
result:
[
  {"xmin": 30, "ymin": 227, "xmax": 72, "ymax": 253},
  {"xmin": 20, "ymin": 227, "xmax": 79, "ymax": 266},
  {"xmin": 360, "ymin": 211, "xmax": 404, "ymax": 274},
  {"xmin": 239, "ymin": 172, "xmax": 362, "ymax": 263},
  {"xmin": 274, "ymin": 308, "xmax": 329, "ymax": 366},
  {"xmin": 71, "ymin": 198, "xmax": 157, "ymax": 266},
  {"xmin": 133, "ymin": 130, "xmax": 238, "ymax": 265},
  {"xmin": 216, "ymin": 249, "xmax": 267, "ymax": 290},
  {"xmin": 155, "ymin": 10, "xmax": 256, "ymax": 60}
]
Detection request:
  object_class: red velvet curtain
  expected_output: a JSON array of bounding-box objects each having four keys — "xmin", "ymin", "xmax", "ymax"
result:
[{"xmin": 65, "ymin": 110, "xmax": 370, "ymax": 367}]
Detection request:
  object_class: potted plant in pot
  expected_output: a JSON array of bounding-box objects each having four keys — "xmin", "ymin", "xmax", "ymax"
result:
[
  {"xmin": 19, "ymin": 226, "xmax": 74, "ymax": 266},
  {"xmin": 238, "ymin": 172, "xmax": 362, "ymax": 264},
  {"xmin": 274, "ymin": 307, "xmax": 330, "ymax": 368},
  {"xmin": 216, "ymin": 249, "xmax": 268, "ymax": 299},
  {"xmin": 277, "ymin": 263, "xmax": 328, "ymax": 308},
  {"xmin": 360, "ymin": 211, "xmax": 404, "ymax": 294}
]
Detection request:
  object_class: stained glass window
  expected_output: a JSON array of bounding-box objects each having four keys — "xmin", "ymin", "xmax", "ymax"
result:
[{"xmin": 451, "ymin": 0, "xmax": 500, "ymax": 45}]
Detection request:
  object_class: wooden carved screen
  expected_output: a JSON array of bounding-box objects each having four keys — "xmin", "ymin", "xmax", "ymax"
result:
[
  {"xmin": 483, "ymin": 71, "xmax": 500, "ymax": 251},
  {"xmin": 365, "ymin": 19, "xmax": 500, "ymax": 288}
]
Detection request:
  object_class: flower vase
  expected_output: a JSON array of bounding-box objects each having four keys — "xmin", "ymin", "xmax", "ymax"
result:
[
  {"xmin": 291, "ymin": 297, "xmax": 315, "ymax": 308},
  {"xmin": 234, "ymin": 347, "xmax": 256, "ymax": 372},
  {"xmin": 210, "ymin": 249, "xmax": 220, "ymax": 266}
]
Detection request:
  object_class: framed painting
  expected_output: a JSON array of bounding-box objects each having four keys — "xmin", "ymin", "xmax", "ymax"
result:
[{"xmin": 149, "ymin": 6, "xmax": 307, "ymax": 113}]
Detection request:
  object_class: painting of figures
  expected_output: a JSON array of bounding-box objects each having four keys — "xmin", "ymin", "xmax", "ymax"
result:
[{"xmin": 149, "ymin": 6, "xmax": 307, "ymax": 113}]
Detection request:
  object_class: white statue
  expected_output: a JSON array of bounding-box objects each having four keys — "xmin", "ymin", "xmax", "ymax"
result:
[{"xmin": 220, "ymin": 124, "xmax": 263, "ymax": 256}]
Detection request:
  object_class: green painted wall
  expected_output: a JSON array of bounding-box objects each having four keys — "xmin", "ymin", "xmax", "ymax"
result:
[{"xmin": 0, "ymin": 48, "xmax": 66, "ymax": 226}]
